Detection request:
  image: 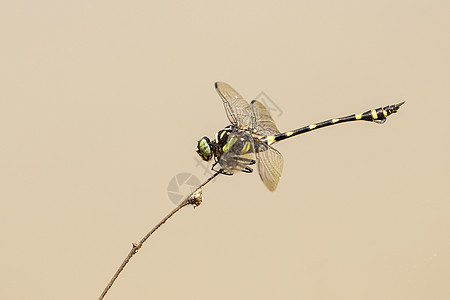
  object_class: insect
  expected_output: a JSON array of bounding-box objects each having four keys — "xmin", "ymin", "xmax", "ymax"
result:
[{"xmin": 196, "ymin": 82, "xmax": 404, "ymax": 191}]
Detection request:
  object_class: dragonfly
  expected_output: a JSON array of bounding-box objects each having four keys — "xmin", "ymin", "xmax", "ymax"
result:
[{"xmin": 196, "ymin": 82, "xmax": 404, "ymax": 191}]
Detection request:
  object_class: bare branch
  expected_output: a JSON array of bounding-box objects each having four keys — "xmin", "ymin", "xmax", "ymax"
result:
[{"xmin": 99, "ymin": 171, "xmax": 221, "ymax": 299}]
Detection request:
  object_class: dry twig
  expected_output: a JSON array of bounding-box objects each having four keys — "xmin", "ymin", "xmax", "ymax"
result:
[{"xmin": 99, "ymin": 171, "xmax": 221, "ymax": 299}]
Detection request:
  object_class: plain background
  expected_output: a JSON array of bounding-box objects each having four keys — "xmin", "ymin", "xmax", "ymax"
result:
[{"xmin": 1, "ymin": 1, "xmax": 449, "ymax": 299}]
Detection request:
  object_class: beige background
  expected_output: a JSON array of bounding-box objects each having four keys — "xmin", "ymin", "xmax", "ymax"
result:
[{"xmin": 1, "ymin": 1, "xmax": 449, "ymax": 299}]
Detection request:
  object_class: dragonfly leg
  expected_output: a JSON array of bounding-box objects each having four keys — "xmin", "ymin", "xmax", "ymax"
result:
[
  {"xmin": 242, "ymin": 166, "xmax": 253, "ymax": 173},
  {"xmin": 229, "ymin": 156, "xmax": 254, "ymax": 173},
  {"xmin": 211, "ymin": 161, "xmax": 233, "ymax": 175},
  {"xmin": 219, "ymin": 169, "xmax": 233, "ymax": 175},
  {"xmin": 233, "ymin": 157, "xmax": 256, "ymax": 165}
]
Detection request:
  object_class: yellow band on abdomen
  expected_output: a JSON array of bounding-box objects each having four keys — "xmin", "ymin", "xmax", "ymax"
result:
[{"xmin": 371, "ymin": 110, "xmax": 378, "ymax": 119}]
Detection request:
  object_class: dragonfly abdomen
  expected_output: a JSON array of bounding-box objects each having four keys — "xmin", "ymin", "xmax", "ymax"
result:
[{"xmin": 268, "ymin": 101, "xmax": 405, "ymax": 144}]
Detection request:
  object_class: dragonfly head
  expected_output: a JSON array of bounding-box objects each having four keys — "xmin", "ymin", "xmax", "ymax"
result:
[{"xmin": 196, "ymin": 136, "xmax": 213, "ymax": 161}]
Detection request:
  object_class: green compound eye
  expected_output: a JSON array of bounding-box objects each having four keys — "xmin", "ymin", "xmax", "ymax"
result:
[{"xmin": 196, "ymin": 137, "xmax": 212, "ymax": 161}]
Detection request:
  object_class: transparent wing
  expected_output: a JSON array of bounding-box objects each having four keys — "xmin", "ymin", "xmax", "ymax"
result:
[
  {"xmin": 256, "ymin": 143, "xmax": 283, "ymax": 192},
  {"xmin": 250, "ymin": 100, "xmax": 281, "ymax": 136},
  {"xmin": 219, "ymin": 130, "xmax": 256, "ymax": 174},
  {"xmin": 215, "ymin": 82, "xmax": 252, "ymax": 128}
]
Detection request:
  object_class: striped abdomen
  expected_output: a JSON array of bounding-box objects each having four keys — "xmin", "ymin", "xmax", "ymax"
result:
[{"xmin": 263, "ymin": 102, "xmax": 405, "ymax": 145}]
